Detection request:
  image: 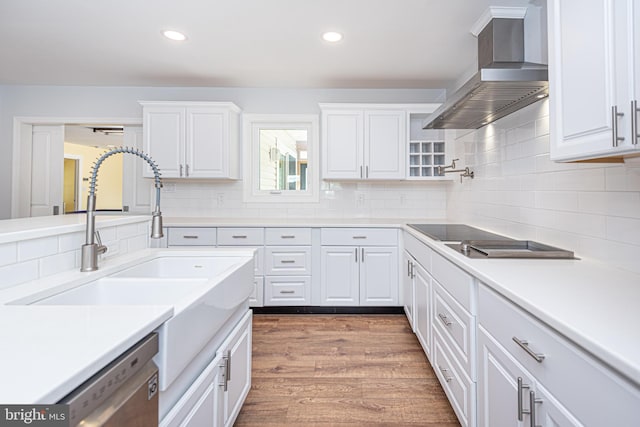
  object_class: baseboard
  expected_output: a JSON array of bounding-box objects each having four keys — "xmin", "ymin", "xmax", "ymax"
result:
[{"xmin": 251, "ymin": 306, "xmax": 405, "ymax": 315}]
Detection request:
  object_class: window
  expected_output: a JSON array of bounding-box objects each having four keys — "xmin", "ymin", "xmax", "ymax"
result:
[{"xmin": 243, "ymin": 114, "xmax": 319, "ymax": 203}]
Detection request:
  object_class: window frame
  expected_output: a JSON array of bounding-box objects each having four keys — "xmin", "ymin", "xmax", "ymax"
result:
[{"xmin": 243, "ymin": 114, "xmax": 319, "ymax": 203}]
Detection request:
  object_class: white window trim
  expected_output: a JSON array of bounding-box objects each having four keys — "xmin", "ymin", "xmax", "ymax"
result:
[{"xmin": 243, "ymin": 114, "xmax": 319, "ymax": 203}]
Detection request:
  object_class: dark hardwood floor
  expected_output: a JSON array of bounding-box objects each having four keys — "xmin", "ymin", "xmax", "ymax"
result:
[{"xmin": 235, "ymin": 314, "xmax": 460, "ymax": 426}]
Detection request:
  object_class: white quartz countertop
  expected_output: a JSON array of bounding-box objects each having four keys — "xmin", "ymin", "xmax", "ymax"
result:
[
  {"xmin": 0, "ymin": 305, "xmax": 172, "ymax": 403},
  {"xmin": 0, "ymin": 214, "xmax": 150, "ymax": 244},
  {"xmin": 404, "ymin": 227, "xmax": 640, "ymax": 388},
  {"xmin": 163, "ymin": 216, "xmax": 444, "ymax": 227}
]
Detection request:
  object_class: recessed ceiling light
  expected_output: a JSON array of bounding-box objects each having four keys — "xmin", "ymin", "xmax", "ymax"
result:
[
  {"xmin": 322, "ymin": 31, "xmax": 343, "ymax": 43},
  {"xmin": 162, "ymin": 30, "xmax": 187, "ymax": 41}
]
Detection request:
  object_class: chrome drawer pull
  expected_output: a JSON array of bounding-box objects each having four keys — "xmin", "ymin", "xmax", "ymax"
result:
[
  {"xmin": 512, "ymin": 337, "xmax": 545, "ymax": 363},
  {"xmin": 280, "ymin": 235, "xmax": 295, "ymax": 239},
  {"xmin": 280, "ymin": 260, "xmax": 295, "ymax": 264},
  {"xmin": 517, "ymin": 377, "xmax": 531, "ymax": 421},
  {"xmin": 182, "ymin": 235, "xmax": 199, "ymax": 239},
  {"xmin": 438, "ymin": 366, "xmax": 453, "ymax": 382},
  {"xmin": 612, "ymin": 105, "xmax": 625, "ymax": 147},
  {"xmin": 438, "ymin": 313, "xmax": 452, "ymax": 326},
  {"xmin": 232, "ymin": 235, "xmax": 247, "ymax": 239},
  {"xmin": 632, "ymin": 100, "xmax": 639, "ymax": 145},
  {"xmin": 352, "ymin": 236, "xmax": 367, "ymax": 239},
  {"xmin": 280, "ymin": 290, "xmax": 295, "ymax": 294}
]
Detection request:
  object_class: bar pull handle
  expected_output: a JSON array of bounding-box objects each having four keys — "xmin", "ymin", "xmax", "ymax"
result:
[
  {"xmin": 361, "ymin": 248, "xmax": 364, "ymax": 262},
  {"xmin": 232, "ymin": 235, "xmax": 247, "ymax": 239},
  {"xmin": 183, "ymin": 235, "xmax": 199, "ymax": 239},
  {"xmin": 632, "ymin": 100, "xmax": 639, "ymax": 145},
  {"xmin": 355, "ymin": 247, "xmax": 358, "ymax": 263},
  {"xmin": 185, "ymin": 164, "xmax": 190, "ymax": 177},
  {"xmin": 438, "ymin": 366, "xmax": 453, "ymax": 382},
  {"xmin": 513, "ymin": 337, "xmax": 545, "ymax": 363},
  {"xmin": 280, "ymin": 290, "xmax": 295, "ymax": 294},
  {"xmin": 280, "ymin": 235, "xmax": 296, "ymax": 239},
  {"xmin": 529, "ymin": 390, "xmax": 542, "ymax": 427},
  {"xmin": 366, "ymin": 165, "xmax": 369, "ymax": 178},
  {"xmin": 223, "ymin": 350, "xmax": 231, "ymax": 391},
  {"xmin": 410, "ymin": 262, "xmax": 415, "ymax": 278},
  {"xmin": 438, "ymin": 313, "xmax": 452, "ymax": 326},
  {"xmin": 612, "ymin": 105, "xmax": 625, "ymax": 147},
  {"xmin": 360, "ymin": 165, "xmax": 363, "ymax": 178},
  {"xmin": 517, "ymin": 377, "xmax": 531, "ymax": 421},
  {"xmin": 352, "ymin": 236, "xmax": 367, "ymax": 239},
  {"xmin": 179, "ymin": 164, "xmax": 183, "ymax": 177},
  {"xmin": 407, "ymin": 259, "xmax": 411, "ymax": 277},
  {"xmin": 280, "ymin": 260, "xmax": 295, "ymax": 264}
]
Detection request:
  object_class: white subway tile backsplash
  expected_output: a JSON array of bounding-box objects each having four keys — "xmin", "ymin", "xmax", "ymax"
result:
[
  {"xmin": 0, "ymin": 260, "xmax": 39, "ymax": 290},
  {"xmin": 17, "ymin": 237, "xmax": 58, "ymax": 261},
  {"xmin": 58, "ymin": 231, "xmax": 84, "ymax": 253},
  {"xmin": 40, "ymin": 252, "xmax": 77, "ymax": 277},
  {"xmin": 0, "ymin": 243, "xmax": 17, "ymax": 267},
  {"xmin": 116, "ymin": 223, "xmax": 140, "ymax": 239},
  {"xmin": 448, "ymin": 100, "xmax": 640, "ymax": 274}
]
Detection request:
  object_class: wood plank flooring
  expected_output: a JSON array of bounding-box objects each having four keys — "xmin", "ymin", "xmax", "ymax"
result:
[{"xmin": 235, "ymin": 314, "xmax": 460, "ymax": 426}]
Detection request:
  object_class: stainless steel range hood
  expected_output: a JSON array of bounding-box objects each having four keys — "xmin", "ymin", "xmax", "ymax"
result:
[{"xmin": 423, "ymin": 18, "xmax": 548, "ymax": 130}]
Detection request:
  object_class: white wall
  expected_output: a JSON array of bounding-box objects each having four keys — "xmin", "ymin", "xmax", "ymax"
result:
[
  {"xmin": 0, "ymin": 85, "xmax": 446, "ymax": 220},
  {"xmin": 447, "ymin": 99, "xmax": 640, "ymax": 274}
]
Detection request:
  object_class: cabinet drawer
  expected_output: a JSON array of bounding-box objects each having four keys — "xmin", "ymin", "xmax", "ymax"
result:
[
  {"xmin": 264, "ymin": 276, "xmax": 311, "ymax": 305},
  {"xmin": 265, "ymin": 228, "xmax": 312, "ymax": 245},
  {"xmin": 404, "ymin": 230, "xmax": 432, "ymax": 270},
  {"xmin": 321, "ymin": 228, "xmax": 397, "ymax": 246},
  {"xmin": 433, "ymin": 280, "xmax": 475, "ymax": 380},
  {"xmin": 433, "ymin": 328, "xmax": 475, "ymax": 427},
  {"xmin": 431, "ymin": 252, "xmax": 474, "ymax": 312},
  {"xmin": 479, "ymin": 284, "xmax": 640, "ymax": 425},
  {"xmin": 265, "ymin": 247, "xmax": 311, "ymax": 275},
  {"xmin": 217, "ymin": 228, "xmax": 264, "ymax": 246},
  {"xmin": 167, "ymin": 227, "xmax": 216, "ymax": 246}
]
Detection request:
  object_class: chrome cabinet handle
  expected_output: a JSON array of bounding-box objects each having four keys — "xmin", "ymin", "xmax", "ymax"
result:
[
  {"xmin": 232, "ymin": 235, "xmax": 247, "ymax": 239},
  {"xmin": 612, "ymin": 105, "xmax": 625, "ymax": 147},
  {"xmin": 512, "ymin": 337, "xmax": 545, "ymax": 363},
  {"xmin": 366, "ymin": 165, "xmax": 369, "ymax": 178},
  {"xmin": 183, "ymin": 235, "xmax": 199, "ymax": 239},
  {"xmin": 280, "ymin": 290, "xmax": 295, "ymax": 294},
  {"xmin": 438, "ymin": 313, "xmax": 452, "ymax": 326},
  {"xmin": 179, "ymin": 164, "xmax": 184, "ymax": 177},
  {"xmin": 360, "ymin": 165, "xmax": 363, "ymax": 178},
  {"xmin": 438, "ymin": 366, "xmax": 452, "ymax": 382},
  {"xmin": 280, "ymin": 235, "xmax": 295, "ymax": 239},
  {"xmin": 280, "ymin": 260, "xmax": 295, "ymax": 264},
  {"xmin": 185, "ymin": 164, "xmax": 189, "ymax": 177},
  {"xmin": 361, "ymin": 248, "xmax": 364, "ymax": 263},
  {"xmin": 355, "ymin": 247, "xmax": 358, "ymax": 263},
  {"xmin": 407, "ymin": 259, "xmax": 411, "ymax": 277},
  {"xmin": 632, "ymin": 100, "xmax": 639, "ymax": 145},
  {"xmin": 529, "ymin": 390, "xmax": 542, "ymax": 427},
  {"xmin": 222, "ymin": 350, "xmax": 231, "ymax": 391},
  {"xmin": 410, "ymin": 262, "xmax": 415, "ymax": 278},
  {"xmin": 352, "ymin": 236, "xmax": 367, "ymax": 239},
  {"xmin": 517, "ymin": 377, "xmax": 531, "ymax": 421}
]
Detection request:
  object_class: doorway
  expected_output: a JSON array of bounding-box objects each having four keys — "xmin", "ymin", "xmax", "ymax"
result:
[{"xmin": 63, "ymin": 156, "xmax": 80, "ymax": 213}]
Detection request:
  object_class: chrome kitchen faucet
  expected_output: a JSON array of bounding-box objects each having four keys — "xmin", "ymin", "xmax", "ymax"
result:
[{"xmin": 80, "ymin": 147, "xmax": 163, "ymax": 272}]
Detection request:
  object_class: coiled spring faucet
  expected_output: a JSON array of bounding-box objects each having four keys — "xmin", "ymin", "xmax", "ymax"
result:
[{"xmin": 81, "ymin": 147, "xmax": 163, "ymax": 272}]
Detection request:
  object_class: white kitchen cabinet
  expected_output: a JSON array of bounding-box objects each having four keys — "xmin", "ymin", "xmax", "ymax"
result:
[
  {"xmin": 548, "ymin": 0, "xmax": 640, "ymax": 161},
  {"xmin": 406, "ymin": 110, "xmax": 453, "ymax": 180},
  {"xmin": 320, "ymin": 228, "xmax": 399, "ymax": 306},
  {"xmin": 320, "ymin": 104, "xmax": 406, "ymax": 180},
  {"xmin": 140, "ymin": 101, "xmax": 241, "ymax": 178},
  {"xmin": 412, "ymin": 260, "xmax": 432, "ymax": 360},
  {"xmin": 218, "ymin": 310, "xmax": 252, "ymax": 427},
  {"xmin": 402, "ymin": 250, "xmax": 415, "ymax": 330},
  {"xmin": 478, "ymin": 284, "xmax": 639, "ymax": 427}
]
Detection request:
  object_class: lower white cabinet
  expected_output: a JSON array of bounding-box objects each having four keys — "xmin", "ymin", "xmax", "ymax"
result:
[
  {"xmin": 264, "ymin": 276, "xmax": 311, "ymax": 305},
  {"xmin": 160, "ymin": 311, "xmax": 252, "ymax": 427},
  {"xmin": 412, "ymin": 261, "xmax": 431, "ymax": 361},
  {"xmin": 402, "ymin": 250, "xmax": 415, "ymax": 331},
  {"xmin": 320, "ymin": 246, "xmax": 399, "ymax": 306}
]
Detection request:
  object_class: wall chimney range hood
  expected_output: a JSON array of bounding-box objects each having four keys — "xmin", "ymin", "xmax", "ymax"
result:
[{"xmin": 423, "ymin": 13, "xmax": 548, "ymax": 130}]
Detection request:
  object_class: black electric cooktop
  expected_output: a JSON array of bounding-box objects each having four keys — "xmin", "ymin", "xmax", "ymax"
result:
[{"xmin": 407, "ymin": 224, "xmax": 513, "ymax": 242}]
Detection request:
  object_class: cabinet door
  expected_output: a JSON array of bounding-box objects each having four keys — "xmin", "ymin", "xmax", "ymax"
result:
[
  {"xmin": 548, "ymin": 0, "xmax": 636, "ymax": 160},
  {"xmin": 413, "ymin": 262, "xmax": 431, "ymax": 360},
  {"xmin": 535, "ymin": 382, "xmax": 583, "ymax": 427},
  {"xmin": 402, "ymin": 251, "xmax": 415, "ymax": 330},
  {"xmin": 320, "ymin": 246, "xmax": 359, "ymax": 305},
  {"xmin": 477, "ymin": 326, "xmax": 533, "ymax": 427},
  {"xmin": 185, "ymin": 107, "xmax": 229, "ymax": 178},
  {"xmin": 143, "ymin": 106, "xmax": 184, "ymax": 178},
  {"xmin": 322, "ymin": 110, "xmax": 364, "ymax": 179},
  {"xmin": 220, "ymin": 311, "xmax": 252, "ymax": 427},
  {"xmin": 364, "ymin": 110, "xmax": 405, "ymax": 179},
  {"xmin": 360, "ymin": 246, "xmax": 399, "ymax": 306},
  {"xmin": 159, "ymin": 353, "xmax": 224, "ymax": 427}
]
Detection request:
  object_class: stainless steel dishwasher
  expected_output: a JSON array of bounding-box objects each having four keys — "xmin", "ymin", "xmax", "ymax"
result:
[{"xmin": 58, "ymin": 333, "xmax": 159, "ymax": 427}]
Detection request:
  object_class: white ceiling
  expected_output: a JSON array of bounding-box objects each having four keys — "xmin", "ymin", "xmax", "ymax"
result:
[
  {"xmin": 65, "ymin": 125, "xmax": 124, "ymax": 148},
  {"xmin": 0, "ymin": 0, "xmax": 534, "ymax": 89}
]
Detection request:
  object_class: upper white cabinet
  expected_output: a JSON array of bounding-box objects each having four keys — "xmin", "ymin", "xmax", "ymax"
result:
[
  {"xmin": 548, "ymin": 0, "xmax": 640, "ymax": 161},
  {"xmin": 141, "ymin": 101, "xmax": 241, "ymax": 178},
  {"xmin": 406, "ymin": 110, "xmax": 453, "ymax": 180},
  {"xmin": 320, "ymin": 104, "xmax": 406, "ymax": 180}
]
